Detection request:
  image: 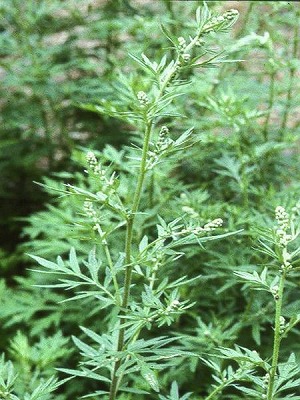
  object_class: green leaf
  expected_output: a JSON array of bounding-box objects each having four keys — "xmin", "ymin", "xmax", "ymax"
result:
[
  {"xmin": 170, "ymin": 381, "xmax": 179, "ymax": 398},
  {"xmin": 119, "ymin": 387, "xmax": 150, "ymax": 394},
  {"xmin": 137, "ymin": 359, "xmax": 160, "ymax": 392},
  {"xmin": 234, "ymin": 267, "xmax": 271, "ymax": 292},
  {"xmin": 139, "ymin": 235, "xmax": 149, "ymax": 253},
  {"xmin": 79, "ymin": 326, "xmax": 103, "ymax": 345},
  {"xmin": 28, "ymin": 254, "xmax": 59, "ymax": 271},
  {"xmin": 251, "ymin": 323, "xmax": 261, "ymax": 346},
  {"xmin": 72, "ymin": 336, "xmax": 98, "ymax": 357},
  {"xmin": 69, "ymin": 247, "xmax": 80, "ymax": 274},
  {"xmin": 160, "ymin": 24, "xmax": 176, "ymax": 46},
  {"xmin": 57, "ymin": 368, "xmax": 111, "ymax": 383},
  {"xmin": 81, "ymin": 390, "xmax": 109, "ymax": 398}
]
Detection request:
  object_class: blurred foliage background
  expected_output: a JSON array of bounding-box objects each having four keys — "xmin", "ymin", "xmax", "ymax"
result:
[{"xmin": 0, "ymin": 0, "xmax": 299, "ymax": 398}]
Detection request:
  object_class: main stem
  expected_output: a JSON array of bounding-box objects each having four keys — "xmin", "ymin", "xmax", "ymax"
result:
[
  {"xmin": 109, "ymin": 120, "xmax": 153, "ymax": 400},
  {"xmin": 109, "ymin": 41, "xmax": 183, "ymax": 399},
  {"xmin": 266, "ymin": 271, "xmax": 286, "ymax": 400}
]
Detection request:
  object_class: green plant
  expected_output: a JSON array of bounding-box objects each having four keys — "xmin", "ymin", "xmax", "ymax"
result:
[
  {"xmin": 28, "ymin": 4, "xmax": 241, "ymax": 398},
  {"xmin": 0, "ymin": 333, "xmax": 70, "ymax": 400},
  {"xmin": 1, "ymin": 2, "xmax": 300, "ymax": 399},
  {"xmin": 0, "ymin": 0, "xmax": 176, "ymax": 271},
  {"xmin": 228, "ymin": 204, "xmax": 300, "ymax": 399}
]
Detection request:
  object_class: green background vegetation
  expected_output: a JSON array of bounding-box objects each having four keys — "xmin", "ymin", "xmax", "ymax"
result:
[{"xmin": 0, "ymin": 1, "xmax": 299, "ymax": 399}]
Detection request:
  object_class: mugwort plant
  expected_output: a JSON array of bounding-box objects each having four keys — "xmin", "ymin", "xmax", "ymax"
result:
[{"xmin": 29, "ymin": 3, "xmax": 241, "ymax": 399}]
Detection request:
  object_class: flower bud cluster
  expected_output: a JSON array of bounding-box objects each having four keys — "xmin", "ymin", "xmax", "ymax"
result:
[
  {"xmin": 84, "ymin": 199, "xmax": 98, "ymax": 225},
  {"xmin": 263, "ymin": 373, "xmax": 269, "ymax": 386},
  {"xmin": 202, "ymin": 9, "xmax": 239, "ymax": 33},
  {"xmin": 83, "ymin": 199, "xmax": 106, "ymax": 239},
  {"xmin": 156, "ymin": 126, "xmax": 171, "ymax": 149},
  {"xmin": 163, "ymin": 299, "xmax": 180, "ymax": 315},
  {"xmin": 275, "ymin": 206, "xmax": 289, "ymax": 230},
  {"xmin": 177, "ymin": 37, "xmax": 186, "ymax": 52},
  {"xmin": 280, "ymin": 262, "xmax": 292, "ymax": 274},
  {"xmin": 86, "ymin": 151, "xmax": 101, "ymax": 174},
  {"xmin": 137, "ymin": 91, "xmax": 149, "ymax": 107},
  {"xmin": 275, "ymin": 206, "xmax": 292, "ymax": 247},
  {"xmin": 173, "ymin": 36, "xmax": 191, "ymax": 79},
  {"xmin": 279, "ymin": 316, "xmax": 286, "ymax": 335},
  {"xmin": 203, "ymin": 218, "xmax": 223, "ymax": 231},
  {"xmin": 167, "ymin": 39, "xmax": 189, "ymax": 86},
  {"xmin": 147, "ymin": 126, "xmax": 174, "ymax": 170},
  {"xmin": 271, "ymin": 284, "xmax": 279, "ymax": 300},
  {"xmin": 150, "ymin": 254, "xmax": 163, "ymax": 274},
  {"xmin": 86, "ymin": 151, "xmax": 105, "ymax": 178},
  {"xmin": 176, "ymin": 37, "xmax": 191, "ymax": 65},
  {"xmin": 86, "ymin": 151, "xmax": 117, "ymax": 195},
  {"xmin": 223, "ymin": 9, "xmax": 239, "ymax": 20},
  {"xmin": 280, "ymin": 247, "xmax": 292, "ymax": 274},
  {"xmin": 181, "ymin": 53, "xmax": 191, "ymax": 63},
  {"xmin": 180, "ymin": 218, "xmax": 223, "ymax": 236}
]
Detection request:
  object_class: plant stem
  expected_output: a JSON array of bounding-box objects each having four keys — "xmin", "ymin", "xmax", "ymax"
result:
[
  {"xmin": 105, "ymin": 240, "xmax": 121, "ymax": 305},
  {"xmin": 149, "ymin": 171, "xmax": 155, "ymax": 208},
  {"xmin": 109, "ymin": 120, "xmax": 153, "ymax": 400},
  {"xmin": 205, "ymin": 380, "xmax": 231, "ymax": 400},
  {"xmin": 112, "ymin": 254, "xmax": 160, "ymax": 392},
  {"xmin": 266, "ymin": 271, "xmax": 286, "ymax": 400},
  {"xmin": 109, "ymin": 28, "xmax": 200, "ymax": 397},
  {"xmin": 95, "ymin": 224, "xmax": 120, "ymax": 305}
]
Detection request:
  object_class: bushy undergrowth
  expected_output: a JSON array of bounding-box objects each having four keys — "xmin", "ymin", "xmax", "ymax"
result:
[{"xmin": 0, "ymin": 1, "xmax": 300, "ymax": 399}]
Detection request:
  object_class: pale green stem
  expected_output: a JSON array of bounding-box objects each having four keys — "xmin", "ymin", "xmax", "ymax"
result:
[
  {"xmin": 115, "ymin": 277, "xmax": 161, "ymax": 392},
  {"xmin": 108, "ymin": 24, "xmax": 210, "ymax": 399},
  {"xmin": 205, "ymin": 380, "xmax": 232, "ymax": 400},
  {"xmin": 121, "ymin": 262, "xmax": 160, "ymax": 349},
  {"xmin": 266, "ymin": 271, "xmax": 286, "ymax": 400},
  {"xmin": 95, "ymin": 225, "xmax": 121, "ymax": 305},
  {"xmin": 104, "ymin": 241, "xmax": 121, "ymax": 305},
  {"xmin": 109, "ymin": 120, "xmax": 153, "ymax": 400},
  {"xmin": 149, "ymin": 171, "xmax": 155, "ymax": 208}
]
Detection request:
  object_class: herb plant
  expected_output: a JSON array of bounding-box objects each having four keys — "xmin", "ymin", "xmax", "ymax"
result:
[
  {"xmin": 0, "ymin": 2, "xmax": 299, "ymax": 400},
  {"xmin": 29, "ymin": 4, "xmax": 240, "ymax": 398}
]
